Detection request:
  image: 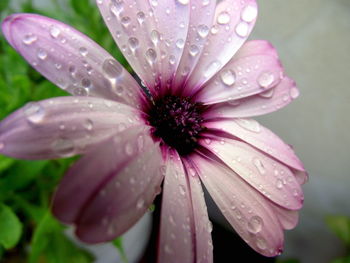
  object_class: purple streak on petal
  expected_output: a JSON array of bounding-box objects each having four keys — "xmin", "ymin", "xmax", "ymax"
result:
[
  {"xmin": 203, "ymin": 119, "xmax": 305, "ymax": 171},
  {"xmin": 1, "ymin": 13, "xmax": 143, "ymax": 107},
  {"xmin": 193, "ymin": 154, "xmax": 284, "ymax": 257},
  {"xmin": 204, "ymin": 77, "xmax": 298, "ymax": 118},
  {"xmin": 195, "ymin": 54, "xmax": 283, "ymax": 104},
  {"xmin": 0, "ymin": 96, "xmax": 142, "ymax": 159},
  {"xmin": 173, "ymin": 0, "xmax": 216, "ymax": 93},
  {"xmin": 199, "ymin": 137, "xmax": 303, "ymax": 210},
  {"xmin": 183, "ymin": 0, "xmax": 258, "ymax": 96},
  {"xmin": 72, "ymin": 128, "xmax": 164, "ymax": 243},
  {"xmin": 158, "ymin": 150, "xmax": 195, "ymax": 263},
  {"xmin": 96, "ymin": 0, "xmax": 190, "ymax": 95}
]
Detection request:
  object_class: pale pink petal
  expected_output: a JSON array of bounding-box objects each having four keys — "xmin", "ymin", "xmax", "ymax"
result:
[
  {"xmin": 295, "ymin": 170, "xmax": 309, "ymax": 185},
  {"xmin": 53, "ymin": 127, "xmax": 164, "ymax": 243},
  {"xmin": 199, "ymin": 137, "xmax": 303, "ymax": 210},
  {"xmin": 96, "ymin": 0, "xmax": 190, "ymax": 94},
  {"xmin": 0, "ymin": 97, "xmax": 141, "ymax": 159},
  {"xmin": 185, "ymin": 160, "xmax": 214, "ymax": 263},
  {"xmin": 270, "ymin": 204, "xmax": 299, "ymax": 230},
  {"xmin": 1, "ymin": 13, "xmax": 143, "ymax": 107},
  {"xmin": 205, "ymin": 77, "xmax": 299, "ymax": 118},
  {"xmin": 183, "ymin": 0, "xmax": 258, "ymax": 95},
  {"xmin": 158, "ymin": 151, "xmax": 194, "ymax": 263},
  {"xmin": 195, "ymin": 54, "xmax": 283, "ymax": 104},
  {"xmin": 192, "ymin": 154, "xmax": 284, "ymax": 257},
  {"xmin": 233, "ymin": 40, "xmax": 278, "ymax": 60},
  {"xmin": 173, "ymin": 0, "xmax": 216, "ymax": 91}
]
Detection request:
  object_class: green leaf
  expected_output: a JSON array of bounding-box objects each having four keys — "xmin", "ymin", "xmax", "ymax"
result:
[
  {"xmin": 331, "ymin": 256, "xmax": 350, "ymax": 263},
  {"xmin": 0, "ymin": 204, "xmax": 22, "ymax": 249},
  {"xmin": 113, "ymin": 237, "xmax": 128, "ymax": 263},
  {"xmin": 29, "ymin": 212, "xmax": 94, "ymax": 263},
  {"xmin": 326, "ymin": 215, "xmax": 350, "ymax": 246},
  {"xmin": 0, "ymin": 155, "xmax": 15, "ymax": 172},
  {"xmin": 0, "ymin": 0, "xmax": 10, "ymax": 12},
  {"xmin": 276, "ymin": 259, "xmax": 300, "ymax": 263}
]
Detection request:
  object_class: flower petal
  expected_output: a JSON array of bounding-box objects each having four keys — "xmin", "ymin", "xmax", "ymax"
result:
[
  {"xmin": 271, "ymin": 205, "xmax": 299, "ymax": 230},
  {"xmin": 1, "ymin": 13, "xmax": 143, "ymax": 107},
  {"xmin": 233, "ymin": 40, "xmax": 279, "ymax": 60},
  {"xmin": 204, "ymin": 77, "xmax": 299, "ymax": 118},
  {"xmin": 0, "ymin": 96, "xmax": 141, "ymax": 159},
  {"xmin": 53, "ymin": 126, "xmax": 164, "ymax": 243},
  {"xmin": 184, "ymin": 0, "xmax": 258, "ymax": 95},
  {"xmin": 204, "ymin": 118, "xmax": 305, "ymax": 171},
  {"xmin": 199, "ymin": 137, "xmax": 303, "ymax": 210},
  {"xmin": 173, "ymin": 0, "xmax": 216, "ymax": 92},
  {"xmin": 195, "ymin": 54, "xmax": 283, "ymax": 104},
  {"xmin": 158, "ymin": 151, "xmax": 213, "ymax": 263},
  {"xmin": 193, "ymin": 154, "xmax": 284, "ymax": 257},
  {"xmin": 96, "ymin": 0, "xmax": 190, "ymax": 94}
]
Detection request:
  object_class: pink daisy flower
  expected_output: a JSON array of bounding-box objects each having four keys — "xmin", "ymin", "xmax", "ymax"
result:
[{"xmin": 0, "ymin": 0, "xmax": 307, "ymax": 261}]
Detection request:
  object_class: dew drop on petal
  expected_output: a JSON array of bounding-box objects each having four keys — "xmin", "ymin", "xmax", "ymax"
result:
[
  {"xmin": 217, "ymin": 11, "xmax": 230, "ymax": 24},
  {"xmin": 220, "ymin": 69, "xmax": 236, "ymax": 86},
  {"xmin": 197, "ymin": 24, "xmax": 209, "ymax": 38},
  {"xmin": 247, "ymin": 216, "xmax": 263, "ymax": 234},
  {"xmin": 253, "ymin": 157, "xmax": 266, "ymax": 175},
  {"xmin": 235, "ymin": 22, "xmax": 249, "ymax": 37},
  {"xmin": 235, "ymin": 118, "xmax": 261, "ymax": 133},
  {"xmin": 102, "ymin": 59, "xmax": 123, "ymax": 78},
  {"xmin": 175, "ymin": 39, "xmax": 185, "ymax": 49},
  {"xmin": 37, "ymin": 49, "xmax": 47, "ymax": 60},
  {"xmin": 24, "ymin": 102, "xmax": 45, "ymax": 124},
  {"xmin": 258, "ymin": 71, "xmax": 275, "ymax": 88},
  {"xmin": 79, "ymin": 47, "xmax": 88, "ymax": 56},
  {"xmin": 125, "ymin": 142, "xmax": 134, "ymax": 155},
  {"xmin": 145, "ymin": 48, "xmax": 157, "ymax": 64},
  {"xmin": 179, "ymin": 185, "xmax": 186, "ymax": 196},
  {"xmin": 149, "ymin": 0, "xmax": 158, "ymax": 7},
  {"xmin": 177, "ymin": 0, "xmax": 189, "ymax": 5},
  {"xmin": 73, "ymin": 87, "xmax": 89, "ymax": 96},
  {"xmin": 189, "ymin": 44, "xmax": 199, "ymax": 57},
  {"xmin": 137, "ymin": 11, "xmax": 146, "ymax": 24},
  {"xmin": 256, "ymin": 237, "xmax": 267, "ymax": 250},
  {"xmin": 128, "ymin": 37, "xmax": 139, "ymax": 51},
  {"xmin": 23, "ymin": 33, "xmax": 37, "ymax": 45},
  {"xmin": 136, "ymin": 198, "xmax": 145, "ymax": 209},
  {"xmin": 84, "ymin": 119, "xmax": 93, "ymax": 131},
  {"xmin": 241, "ymin": 5, "xmax": 258, "ymax": 23},
  {"xmin": 49, "ymin": 25, "xmax": 61, "ymax": 38},
  {"xmin": 202, "ymin": 0, "xmax": 210, "ymax": 6},
  {"xmin": 259, "ymin": 88, "xmax": 275, "ymax": 98},
  {"xmin": 276, "ymin": 179, "xmax": 284, "ymax": 189},
  {"xmin": 51, "ymin": 138, "xmax": 75, "ymax": 157},
  {"xmin": 290, "ymin": 87, "xmax": 300, "ymax": 99}
]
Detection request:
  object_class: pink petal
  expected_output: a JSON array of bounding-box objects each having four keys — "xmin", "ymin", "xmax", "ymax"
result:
[
  {"xmin": 158, "ymin": 151, "xmax": 194, "ymax": 262},
  {"xmin": 195, "ymin": 54, "xmax": 283, "ymax": 104},
  {"xmin": 0, "ymin": 96, "xmax": 141, "ymax": 159},
  {"xmin": 53, "ymin": 126, "xmax": 164, "ymax": 243},
  {"xmin": 1, "ymin": 13, "xmax": 143, "ymax": 107},
  {"xmin": 96, "ymin": 0, "xmax": 190, "ymax": 94},
  {"xmin": 233, "ymin": 40, "xmax": 279, "ymax": 60},
  {"xmin": 192, "ymin": 154, "xmax": 284, "ymax": 257},
  {"xmin": 204, "ymin": 118, "xmax": 305, "ymax": 171},
  {"xmin": 173, "ymin": 0, "xmax": 216, "ymax": 92},
  {"xmin": 183, "ymin": 0, "xmax": 258, "ymax": 95},
  {"xmin": 204, "ymin": 77, "xmax": 299, "ymax": 118},
  {"xmin": 158, "ymin": 151, "xmax": 213, "ymax": 263},
  {"xmin": 199, "ymin": 137, "xmax": 303, "ymax": 210},
  {"xmin": 271, "ymin": 204, "xmax": 299, "ymax": 230}
]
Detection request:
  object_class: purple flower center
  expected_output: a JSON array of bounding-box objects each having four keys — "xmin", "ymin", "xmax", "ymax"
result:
[{"xmin": 147, "ymin": 95, "xmax": 206, "ymax": 156}]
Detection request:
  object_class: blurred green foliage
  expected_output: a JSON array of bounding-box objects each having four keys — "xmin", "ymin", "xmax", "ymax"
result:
[{"xmin": 0, "ymin": 0, "xmax": 128, "ymax": 261}]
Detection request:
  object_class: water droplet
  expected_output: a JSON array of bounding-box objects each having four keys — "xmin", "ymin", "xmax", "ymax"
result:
[
  {"xmin": 204, "ymin": 60, "xmax": 222, "ymax": 78},
  {"xmin": 179, "ymin": 185, "xmax": 186, "ymax": 196},
  {"xmin": 290, "ymin": 87, "xmax": 299, "ymax": 99},
  {"xmin": 128, "ymin": 37, "xmax": 139, "ymax": 51},
  {"xmin": 189, "ymin": 44, "xmax": 199, "ymax": 57},
  {"xmin": 51, "ymin": 138, "xmax": 75, "ymax": 157},
  {"xmin": 207, "ymin": 221, "xmax": 213, "ymax": 232},
  {"xmin": 120, "ymin": 16, "xmax": 131, "ymax": 27},
  {"xmin": 145, "ymin": 48, "xmax": 157, "ymax": 64},
  {"xmin": 136, "ymin": 198, "xmax": 145, "ymax": 209},
  {"xmin": 235, "ymin": 118, "xmax": 261, "ymax": 133},
  {"xmin": 241, "ymin": 5, "xmax": 258, "ymax": 23},
  {"xmin": 177, "ymin": 0, "xmax": 189, "ymax": 4},
  {"xmin": 217, "ymin": 11, "xmax": 230, "ymax": 24},
  {"xmin": 276, "ymin": 179, "xmax": 283, "ymax": 189},
  {"xmin": 235, "ymin": 21, "xmax": 249, "ymax": 37},
  {"xmin": 110, "ymin": 0, "xmax": 124, "ymax": 16},
  {"xmin": 84, "ymin": 119, "xmax": 93, "ymax": 131},
  {"xmin": 211, "ymin": 25, "xmax": 219, "ymax": 34},
  {"xmin": 175, "ymin": 39, "xmax": 185, "ymax": 49},
  {"xmin": 150, "ymin": 30, "xmax": 160, "ymax": 44},
  {"xmin": 149, "ymin": 0, "xmax": 158, "ymax": 7},
  {"xmin": 256, "ymin": 237, "xmax": 267, "ymax": 250},
  {"xmin": 247, "ymin": 216, "xmax": 263, "ymax": 234},
  {"xmin": 253, "ymin": 157, "xmax": 266, "ymax": 175},
  {"xmin": 221, "ymin": 69, "xmax": 236, "ymax": 86},
  {"xmin": 73, "ymin": 87, "xmax": 89, "ymax": 96},
  {"xmin": 125, "ymin": 142, "xmax": 133, "ymax": 155},
  {"xmin": 37, "ymin": 49, "xmax": 47, "ymax": 60},
  {"xmin": 164, "ymin": 244, "xmax": 173, "ymax": 254},
  {"xmin": 81, "ymin": 78, "xmax": 92, "ymax": 88},
  {"xmin": 23, "ymin": 33, "xmax": 37, "ymax": 45},
  {"xmin": 24, "ymin": 102, "xmax": 45, "ymax": 124},
  {"xmin": 197, "ymin": 24, "xmax": 209, "ymax": 38},
  {"xmin": 258, "ymin": 71, "xmax": 275, "ymax": 88},
  {"xmin": 137, "ymin": 11, "xmax": 145, "ymax": 24},
  {"xmin": 102, "ymin": 59, "xmax": 123, "ymax": 78},
  {"xmin": 79, "ymin": 47, "xmax": 88, "ymax": 56},
  {"xmin": 202, "ymin": 0, "xmax": 210, "ymax": 6},
  {"xmin": 49, "ymin": 25, "xmax": 61, "ymax": 38},
  {"xmin": 259, "ymin": 88, "xmax": 275, "ymax": 98}
]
